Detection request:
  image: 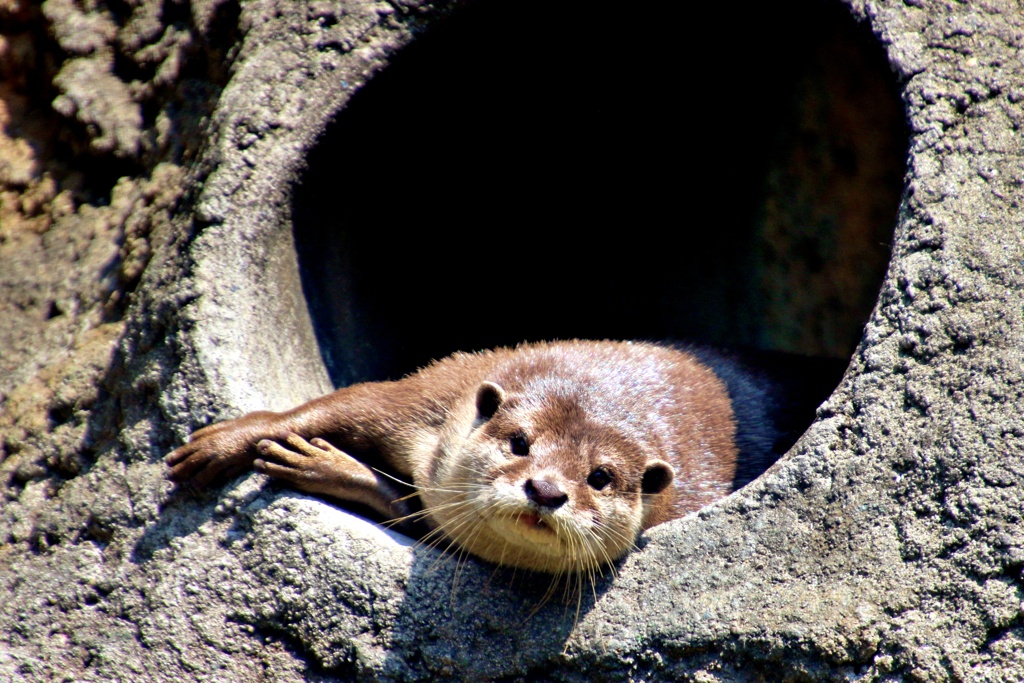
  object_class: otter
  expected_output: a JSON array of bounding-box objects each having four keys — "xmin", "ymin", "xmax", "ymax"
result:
[{"xmin": 166, "ymin": 340, "xmax": 825, "ymax": 573}]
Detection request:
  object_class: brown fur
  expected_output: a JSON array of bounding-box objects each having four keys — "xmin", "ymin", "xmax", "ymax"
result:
[{"xmin": 166, "ymin": 341, "xmax": 738, "ymax": 573}]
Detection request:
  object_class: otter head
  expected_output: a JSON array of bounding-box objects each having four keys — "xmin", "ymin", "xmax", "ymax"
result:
[{"xmin": 421, "ymin": 380, "xmax": 676, "ymax": 574}]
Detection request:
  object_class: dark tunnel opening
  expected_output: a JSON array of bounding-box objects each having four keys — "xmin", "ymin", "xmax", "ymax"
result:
[{"xmin": 292, "ymin": 0, "xmax": 907, "ymax": 393}]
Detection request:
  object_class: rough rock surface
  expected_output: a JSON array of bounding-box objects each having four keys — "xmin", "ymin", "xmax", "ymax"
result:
[{"xmin": 1, "ymin": 1, "xmax": 1023, "ymax": 682}]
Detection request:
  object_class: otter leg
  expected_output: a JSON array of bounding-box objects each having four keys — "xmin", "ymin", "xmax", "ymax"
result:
[
  {"xmin": 254, "ymin": 434, "xmax": 414, "ymax": 522},
  {"xmin": 165, "ymin": 411, "xmax": 284, "ymax": 486}
]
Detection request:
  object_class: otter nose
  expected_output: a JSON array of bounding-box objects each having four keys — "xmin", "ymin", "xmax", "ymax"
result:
[{"xmin": 524, "ymin": 478, "xmax": 568, "ymax": 509}]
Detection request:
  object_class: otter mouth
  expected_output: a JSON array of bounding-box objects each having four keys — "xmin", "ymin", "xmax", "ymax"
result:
[
  {"xmin": 479, "ymin": 506, "xmax": 562, "ymax": 550},
  {"xmin": 516, "ymin": 511, "xmax": 554, "ymax": 534}
]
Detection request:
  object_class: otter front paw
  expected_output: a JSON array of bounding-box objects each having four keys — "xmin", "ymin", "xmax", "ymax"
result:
[
  {"xmin": 165, "ymin": 411, "xmax": 281, "ymax": 486},
  {"xmin": 254, "ymin": 434, "xmax": 411, "ymax": 521}
]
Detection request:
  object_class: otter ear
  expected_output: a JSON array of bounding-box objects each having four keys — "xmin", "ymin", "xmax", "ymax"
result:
[
  {"xmin": 476, "ymin": 381, "xmax": 505, "ymax": 420},
  {"xmin": 641, "ymin": 459, "xmax": 674, "ymax": 495}
]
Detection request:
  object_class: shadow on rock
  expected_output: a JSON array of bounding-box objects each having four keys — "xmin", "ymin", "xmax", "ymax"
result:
[{"xmin": 381, "ymin": 542, "xmax": 618, "ymax": 681}]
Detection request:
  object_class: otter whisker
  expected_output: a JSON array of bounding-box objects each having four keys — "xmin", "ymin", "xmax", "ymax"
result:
[
  {"xmin": 370, "ymin": 467, "xmax": 416, "ymax": 488},
  {"xmin": 383, "ymin": 496, "xmax": 479, "ymax": 529}
]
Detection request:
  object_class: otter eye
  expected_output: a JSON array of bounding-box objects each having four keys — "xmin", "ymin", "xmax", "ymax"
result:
[
  {"xmin": 587, "ymin": 467, "xmax": 612, "ymax": 490},
  {"xmin": 510, "ymin": 434, "xmax": 529, "ymax": 456}
]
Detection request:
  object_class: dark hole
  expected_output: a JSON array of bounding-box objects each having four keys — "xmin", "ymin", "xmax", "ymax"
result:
[
  {"xmin": 45, "ymin": 300, "xmax": 62, "ymax": 320},
  {"xmin": 47, "ymin": 401, "xmax": 75, "ymax": 428},
  {"xmin": 293, "ymin": 0, "xmax": 907, "ymax": 388}
]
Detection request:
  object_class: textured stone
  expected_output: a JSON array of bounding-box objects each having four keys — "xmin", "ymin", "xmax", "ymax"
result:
[{"xmin": 1, "ymin": 0, "xmax": 1023, "ymax": 681}]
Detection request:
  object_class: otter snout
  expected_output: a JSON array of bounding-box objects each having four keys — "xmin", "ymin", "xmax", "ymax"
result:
[{"xmin": 524, "ymin": 477, "xmax": 568, "ymax": 509}]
